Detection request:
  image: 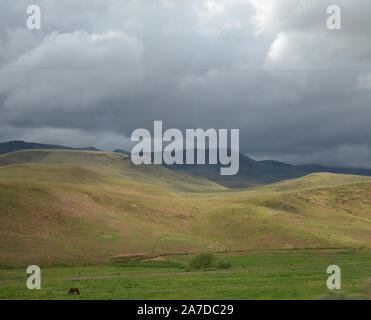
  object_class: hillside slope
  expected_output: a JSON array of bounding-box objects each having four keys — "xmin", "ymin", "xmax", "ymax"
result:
[
  {"xmin": 0, "ymin": 140, "xmax": 100, "ymax": 155},
  {"xmin": 2, "ymin": 141, "xmax": 371, "ymax": 188},
  {"xmin": 165, "ymin": 150, "xmax": 371, "ymax": 188},
  {"xmin": 0, "ymin": 149, "xmax": 224, "ymax": 192},
  {"xmin": 0, "ymin": 150, "xmax": 370, "ymax": 267}
]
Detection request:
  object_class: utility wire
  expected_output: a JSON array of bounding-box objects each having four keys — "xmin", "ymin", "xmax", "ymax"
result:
[{"xmin": 0, "ymin": 65, "xmax": 369, "ymax": 73}]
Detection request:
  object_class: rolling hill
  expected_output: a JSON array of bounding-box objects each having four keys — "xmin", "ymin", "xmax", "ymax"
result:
[
  {"xmin": 2, "ymin": 141, "xmax": 371, "ymax": 188},
  {"xmin": 0, "ymin": 149, "xmax": 370, "ymax": 267},
  {"xmin": 164, "ymin": 149, "xmax": 371, "ymax": 187},
  {"xmin": 0, "ymin": 140, "xmax": 101, "ymax": 155}
]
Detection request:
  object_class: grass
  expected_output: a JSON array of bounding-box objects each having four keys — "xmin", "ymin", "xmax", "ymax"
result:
[
  {"xmin": 0, "ymin": 249, "xmax": 370, "ymax": 300},
  {"xmin": 0, "ymin": 149, "xmax": 370, "ymax": 267},
  {"xmin": 0, "ymin": 149, "xmax": 370, "ymax": 300}
]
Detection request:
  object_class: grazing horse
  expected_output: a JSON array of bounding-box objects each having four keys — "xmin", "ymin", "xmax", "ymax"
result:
[{"xmin": 68, "ymin": 288, "xmax": 80, "ymax": 295}]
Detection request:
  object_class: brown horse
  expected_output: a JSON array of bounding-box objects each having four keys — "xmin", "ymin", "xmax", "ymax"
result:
[{"xmin": 68, "ymin": 288, "xmax": 80, "ymax": 295}]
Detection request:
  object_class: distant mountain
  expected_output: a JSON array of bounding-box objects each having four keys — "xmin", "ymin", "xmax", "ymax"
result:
[
  {"xmin": 113, "ymin": 149, "xmax": 131, "ymax": 156},
  {"xmin": 259, "ymin": 160, "xmax": 294, "ymax": 168},
  {"xmin": 297, "ymin": 163, "xmax": 371, "ymax": 176},
  {"xmin": 160, "ymin": 149, "xmax": 371, "ymax": 188},
  {"xmin": 159, "ymin": 150, "xmax": 305, "ymax": 187},
  {"xmin": 82, "ymin": 146, "xmax": 101, "ymax": 152},
  {"xmin": 1, "ymin": 141, "xmax": 370, "ymax": 188},
  {"xmin": 0, "ymin": 141, "xmax": 101, "ymax": 155}
]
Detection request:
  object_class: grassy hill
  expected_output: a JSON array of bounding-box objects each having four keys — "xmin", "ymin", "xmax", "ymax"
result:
[
  {"xmin": 165, "ymin": 151, "xmax": 371, "ymax": 188},
  {"xmin": 0, "ymin": 149, "xmax": 224, "ymax": 192},
  {"xmin": 0, "ymin": 149, "xmax": 370, "ymax": 267},
  {"xmin": 0, "ymin": 140, "xmax": 100, "ymax": 155},
  {"xmin": 3, "ymin": 141, "xmax": 371, "ymax": 188}
]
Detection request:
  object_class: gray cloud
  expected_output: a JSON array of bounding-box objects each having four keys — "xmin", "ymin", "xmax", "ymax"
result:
[{"xmin": 0, "ymin": 0, "xmax": 371, "ymax": 167}]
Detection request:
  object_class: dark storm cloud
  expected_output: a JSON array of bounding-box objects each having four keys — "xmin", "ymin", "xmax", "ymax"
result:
[{"xmin": 0, "ymin": 0, "xmax": 371, "ymax": 167}]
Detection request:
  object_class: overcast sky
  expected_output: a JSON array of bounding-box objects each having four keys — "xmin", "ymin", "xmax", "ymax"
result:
[{"xmin": 0, "ymin": 0, "xmax": 371, "ymax": 167}]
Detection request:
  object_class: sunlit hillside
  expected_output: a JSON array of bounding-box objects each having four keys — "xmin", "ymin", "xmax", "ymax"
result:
[{"xmin": 0, "ymin": 150, "xmax": 370, "ymax": 267}]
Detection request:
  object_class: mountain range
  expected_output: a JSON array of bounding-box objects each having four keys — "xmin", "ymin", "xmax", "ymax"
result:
[{"xmin": 1, "ymin": 140, "xmax": 371, "ymax": 188}]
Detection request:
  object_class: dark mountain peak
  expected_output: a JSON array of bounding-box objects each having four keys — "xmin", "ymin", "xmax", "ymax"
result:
[
  {"xmin": 82, "ymin": 146, "xmax": 101, "ymax": 151},
  {"xmin": 7, "ymin": 140, "xmax": 26, "ymax": 144},
  {"xmin": 114, "ymin": 149, "xmax": 131, "ymax": 155},
  {"xmin": 0, "ymin": 141, "xmax": 100, "ymax": 155},
  {"xmin": 260, "ymin": 160, "xmax": 293, "ymax": 168}
]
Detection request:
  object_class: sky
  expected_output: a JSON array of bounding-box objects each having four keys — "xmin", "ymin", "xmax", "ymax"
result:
[{"xmin": 0, "ymin": 0, "xmax": 371, "ymax": 167}]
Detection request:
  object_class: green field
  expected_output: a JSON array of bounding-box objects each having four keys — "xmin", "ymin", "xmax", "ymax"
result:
[
  {"xmin": 0, "ymin": 249, "xmax": 370, "ymax": 300},
  {"xmin": 0, "ymin": 149, "xmax": 370, "ymax": 299}
]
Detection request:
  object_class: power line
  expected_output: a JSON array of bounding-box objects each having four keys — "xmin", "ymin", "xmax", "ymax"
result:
[{"xmin": 0, "ymin": 65, "xmax": 370, "ymax": 73}]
